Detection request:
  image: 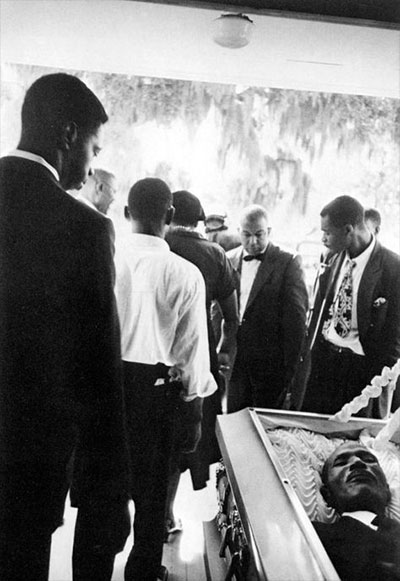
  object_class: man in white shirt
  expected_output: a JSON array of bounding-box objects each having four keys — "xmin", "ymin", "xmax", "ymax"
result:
[
  {"xmin": 75, "ymin": 168, "xmax": 116, "ymax": 215},
  {"xmin": 302, "ymin": 195, "xmax": 400, "ymax": 417},
  {"xmin": 114, "ymin": 177, "xmax": 217, "ymax": 581},
  {"xmin": 313, "ymin": 442, "xmax": 400, "ymax": 581}
]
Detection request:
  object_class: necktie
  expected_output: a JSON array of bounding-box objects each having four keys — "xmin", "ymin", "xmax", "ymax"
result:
[
  {"xmin": 243, "ymin": 253, "xmax": 264, "ymax": 262},
  {"xmin": 333, "ymin": 259, "xmax": 355, "ymax": 338},
  {"xmin": 371, "ymin": 515, "xmax": 383, "ymax": 527}
]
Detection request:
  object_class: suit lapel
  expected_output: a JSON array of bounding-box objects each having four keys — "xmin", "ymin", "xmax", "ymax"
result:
[
  {"xmin": 357, "ymin": 242, "xmax": 382, "ymax": 340},
  {"xmin": 228, "ymin": 247, "xmax": 243, "ymax": 313},
  {"xmin": 244, "ymin": 244, "xmax": 277, "ymax": 314}
]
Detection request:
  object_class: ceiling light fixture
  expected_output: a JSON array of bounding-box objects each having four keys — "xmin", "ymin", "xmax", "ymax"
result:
[{"xmin": 212, "ymin": 13, "xmax": 254, "ymax": 49}]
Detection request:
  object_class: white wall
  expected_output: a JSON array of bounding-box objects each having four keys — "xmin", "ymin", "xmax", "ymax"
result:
[{"xmin": 1, "ymin": 0, "xmax": 399, "ymax": 98}]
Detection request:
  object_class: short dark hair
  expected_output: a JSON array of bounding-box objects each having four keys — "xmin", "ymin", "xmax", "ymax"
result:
[
  {"xmin": 172, "ymin": 190, "xmax": 205, "ymax": 226},
  {"xmin": 128, "ymin": 178, "xmax": 172, "ymax": 223},
  {"xmin": 364, "ymin": 207, "xmax": 381, "ymax": 226},
  {"xmin": 320, "ymin": 195, "xmax": 364, "ymax": 228},
  {"xmin": 21, "ymin": 73, "xmax": 108, "ymax": 137}
]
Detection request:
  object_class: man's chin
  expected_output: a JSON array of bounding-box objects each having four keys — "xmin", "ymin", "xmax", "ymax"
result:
[{"xmin": 341, "ymin": 487, "xmax": 387, "ymax": 513}]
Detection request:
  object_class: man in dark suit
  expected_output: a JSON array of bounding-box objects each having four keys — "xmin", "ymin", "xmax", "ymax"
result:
[
  {"xmin": 0, "ymin": 74, "xmax": 130, "ymax": 581},
  {"xmin": 226, "ymin": 204, "xmax": 308, "ymax": 412},
  {"xmin": 313, "ymin": 442, "xmax": 400, "ymax": 581},
  {"xmin": 301, "ymin": 195, "xmax": 400, "ymax": 418}
]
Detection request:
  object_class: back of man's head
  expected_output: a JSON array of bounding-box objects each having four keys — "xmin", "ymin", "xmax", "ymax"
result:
[
  {"xmin": 21, "ymin": 73, "xmax": 108, "ymax": 141},
  {"xmin": 364, "ymin": 208, "xmax": 381, "ymax": 236},
  {"xmin": 128, "ymin": 178, "xmax": 172, "ymax": 226},
  {"xmin": 320, "ymin": 196, "xmax": 364, "ymax": 229},
  {"xmin": 172, "ymin": 190, "xmax": 205, "ymax": 227}
]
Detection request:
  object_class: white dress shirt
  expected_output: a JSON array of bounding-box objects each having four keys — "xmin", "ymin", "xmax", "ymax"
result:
[
  {"xmin": 324, "ymin": 236, "xmax": 376, "ymax": 355},
  {"xmin": 114, "ymin": 233, "xmax": 217, "ymax": 401},
  {"xmin": 7, "ymin": 149, "xmax": 60, "ymax": 182},
  {"xmin": 239, "ymin": 250, "xmax": 264, "ymax": 321},
  {"xmin": 342, "ymin": 510, "xmax": 379, "ymax": 530}
]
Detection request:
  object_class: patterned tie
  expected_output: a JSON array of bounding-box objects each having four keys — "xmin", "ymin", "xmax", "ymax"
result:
[{"xmin": 333, "ymin": 259, "xmax": 355, "ymax": 338}]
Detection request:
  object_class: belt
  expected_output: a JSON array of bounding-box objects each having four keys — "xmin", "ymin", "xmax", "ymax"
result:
[{"xmin": 321, "ymin": 339, "xmax": 364, "ymax": 357}]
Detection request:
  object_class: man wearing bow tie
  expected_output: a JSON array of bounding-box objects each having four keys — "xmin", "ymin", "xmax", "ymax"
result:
[
  {"xmin": 226, "ymin": 204, "xmax": 308, "ymax": 412},
  {"xmin": 301, "ymin": 195, "xmax": 400, "ymax": 417},
  {"xmin": 313, "ymin": 442, "xmax": 400, "ymax": 581}
]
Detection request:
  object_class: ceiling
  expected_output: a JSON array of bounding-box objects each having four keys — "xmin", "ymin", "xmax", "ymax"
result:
[
  {"xmin": 143, "ymin": 0, "xmax": 400, "ymax": 26},
  {"xmin": 1, "ymin": 0, "xmax": 399, "ymax": 98}
]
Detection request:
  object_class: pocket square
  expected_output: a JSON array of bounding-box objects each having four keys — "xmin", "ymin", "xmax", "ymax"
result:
[{"xmin": 373, "ymin": 297, "xmax": 387, "ymax": 308}]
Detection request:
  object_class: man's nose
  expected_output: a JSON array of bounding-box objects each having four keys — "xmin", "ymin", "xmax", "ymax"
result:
[
  {"xmin": 349, "ymin": 458, "xmax": 367, "ymax": 470},
  {"xmin": 88, "ymin": 168, "xmax": 94, "ymax": 177}
]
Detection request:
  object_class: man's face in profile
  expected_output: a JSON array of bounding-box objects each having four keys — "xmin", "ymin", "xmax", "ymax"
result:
[
  {"xmin": 320, "ymin": 215, "xmax": 349, "ymax": 255},
  {"xmin": 322, "ymin": 443, "xmax": 390, "ymax": 514},
  {"xmin": 61, "ymin": 124, "xmax": 104, "ymax": 191}
]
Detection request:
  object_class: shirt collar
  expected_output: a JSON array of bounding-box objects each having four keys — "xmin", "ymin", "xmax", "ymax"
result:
[
  {"xmin": 346, "ymin": 235, "xmax": 375, "ymax": 269},
  {"xmin": 76, "ymin": 195, "xmax": 97, "ymax": 212},
  {"xmin": 169, "ymin": 227, "xmax": 203, "ymax": 239},
  {"xmin": 8, "ymin": 149, "xmax": 60, "ymax": 182},
  {"xmin": 127, "ymin": 233, "xmax": 170, "ymax": 251},
  {"xmin": 342, "ymin": 510, "xmax": 378, "ymax": 530}
]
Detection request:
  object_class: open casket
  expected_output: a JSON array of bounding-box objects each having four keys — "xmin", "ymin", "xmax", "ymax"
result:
[{"xmin": 203, "ymin": 409, "xmax": 400, "ymax": 581}]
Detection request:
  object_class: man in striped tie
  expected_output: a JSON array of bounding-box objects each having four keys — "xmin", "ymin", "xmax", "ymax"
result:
[{"xmin": 301, "ymin": 195, "xmax": 400, "ymax": 417}]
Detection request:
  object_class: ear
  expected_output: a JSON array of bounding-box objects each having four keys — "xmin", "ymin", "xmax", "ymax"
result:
[
  {"xmin": 320, "ymin": 484, "xmax": 335, "ymax": 508},
  {"xmin": 165, "ymin": 206, "xmax": 175, "ymax": 226},
  {"xmin": 344, "ymin": 224, "xmax": 354, "ymax": 237},
  {"xmin": 59, "ymin": 122, "xmax": 78, "ymax": 151},
  {"xmin": 124, "ymin": 206, "xmax": 130, "ymax": 220},
  {"xmin": 95, "ymin": 182, "xmax": 104, "ymax": 200}
]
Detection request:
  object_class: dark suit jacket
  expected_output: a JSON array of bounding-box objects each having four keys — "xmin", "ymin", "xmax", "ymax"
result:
[
  {"xmin": 227, "ymin": 243, "xmax": 308, "ymax": 394},
  {"xmin": 314, "ymin": 516, "xmax": 400, "ymax": 581},
  {"xmin": 304, "ymin": 242, "xmax": 400, "ymax": 414},
  {"xmin": 0, "ymin": 156, "xmax": 129, "ymax": 530}
]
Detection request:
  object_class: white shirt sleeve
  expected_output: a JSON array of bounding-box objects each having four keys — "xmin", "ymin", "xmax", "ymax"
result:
[{"xmin": 171, "ymin": 271, "xmax": 218, "ymax": 401}]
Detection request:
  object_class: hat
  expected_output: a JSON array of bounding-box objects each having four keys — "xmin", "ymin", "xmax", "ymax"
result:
[{"xmin": 172, "ymin": 190, "xmax": 205, "ymax": 225}]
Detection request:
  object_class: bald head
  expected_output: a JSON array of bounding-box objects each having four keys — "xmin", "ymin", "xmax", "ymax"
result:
[
  {"xmin": 78, "ymin": 169, "xmax": 116, "ymax": 215},
  {"xmin": 239, "ymin": 204, "xmax": 270, "ymax": 256}
]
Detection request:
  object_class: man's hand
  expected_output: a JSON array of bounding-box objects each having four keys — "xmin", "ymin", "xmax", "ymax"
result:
[
  {"xmin": 181, "ymin": 421, "xmax": 202, "ymax": 454},
  {"xmin": 218, "ymin": 351, "xmax": 231, "ymax": 373},
  {"xmin": 177, "ymin": 397, "xmax": 203, "ymax": 454}
]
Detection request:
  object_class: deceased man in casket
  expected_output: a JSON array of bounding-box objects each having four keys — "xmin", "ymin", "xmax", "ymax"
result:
[
  {"xmin": 214, "ymin": 398, "xmax": 400, "ymax": 581},
  {"xmin": 313, "ymin": 442, "xmax": 400, "ymax": 581}
]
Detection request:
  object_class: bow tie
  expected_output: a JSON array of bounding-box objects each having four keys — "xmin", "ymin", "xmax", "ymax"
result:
[
  {"xmin": 371, "ymin": 515, "xmax": 384, "ymax": 527},
  {"xmin": 243, "ymin": 253, "xmax": 264, "ymax": 262}
]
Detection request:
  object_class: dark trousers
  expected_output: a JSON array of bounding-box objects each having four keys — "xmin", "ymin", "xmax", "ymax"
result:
[
  {"xmin": 72, "ymin": 500, "xmax": 131, "ymax": 581},
  {"xmin": 123, "ymin": 362, "xmax": 178, "ymax": 581},
  {"xmin": 227, "ymin": 355, "xmax": 286, "ymax": 413},
  {"xmin": 302, "ymin": 339, "xmax": 369, "ymax": 415},
  {"xmin": 0, "ymin": 458, "xmax": 70, "ymax": 581},
  {"xmin": 0, "ymin": 526, "xmax": 52, "ymax": 581}
]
